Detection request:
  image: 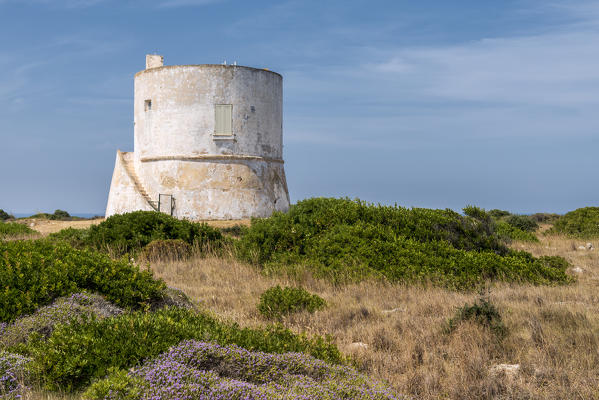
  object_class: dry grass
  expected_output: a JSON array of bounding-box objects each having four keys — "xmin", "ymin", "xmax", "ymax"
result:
[{"xmin": 148, "ymin": 234, "xmax": 599, "ymax": 400}]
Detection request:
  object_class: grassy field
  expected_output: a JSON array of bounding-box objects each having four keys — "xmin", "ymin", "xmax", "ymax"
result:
[
  {"xmin": 3, "ymin": 203, "xmax": 598, "ymax": 399},
  {"xmin": 146, "ymin": 230, "xmax": 598, "ymax": 399}
]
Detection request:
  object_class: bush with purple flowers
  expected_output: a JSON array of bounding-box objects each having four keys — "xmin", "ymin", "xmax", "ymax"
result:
[
  {"xmin": 28, "ymin": 307, "xmax": 341, "ymax": 391},
  {"xmin": 0, "ymin": 351, "xmax": 31, "ymax": 399},
  {"xmin": 0, "ymin": 293, "xmax": 123, "ymax": 348},
  {"xmin": 84, "ymin": 340, "xmax": 400, "ymax": 400}
]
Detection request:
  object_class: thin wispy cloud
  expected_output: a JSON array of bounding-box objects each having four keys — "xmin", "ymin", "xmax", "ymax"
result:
[
  {"xmin": 0, "ymin": 0, "xmax": 107, "ymax": 8},
  {"xmin": 157, "ymin": 0, "xmax": 223, "ymax": 8}
]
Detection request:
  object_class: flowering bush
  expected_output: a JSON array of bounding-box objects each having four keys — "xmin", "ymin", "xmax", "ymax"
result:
[
  {"xmin": 28, "ymin": 307, "xmax": 341, "ymax": 391},
  {"xmin": 85, "ymin": 340, "xmax": 400, "ymax": 400},
  {"xmin": 0, "ymin": 293, "xmax": 122, "ymax": 348},
  {"xmin": 0, "ymin": 352, "xmax": 31, "ymax": 399}
]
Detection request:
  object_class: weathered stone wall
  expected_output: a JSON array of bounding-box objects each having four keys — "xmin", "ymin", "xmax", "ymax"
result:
[{"xmin": 106, "ymin": 58, "xmax": 289, "ymax": 220}]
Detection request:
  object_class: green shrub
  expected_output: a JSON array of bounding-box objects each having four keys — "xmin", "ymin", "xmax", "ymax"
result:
[
  {"xmin": 0, "ymin": 222, "xmax": 36, "ymax": 238},
  {"xmin": 495, "ymin": 221, "xmax": 539, "ymax": 242},
  {"xmin": 445, "ymin": 297, "xmax": 506, "ymax": 338},
  {"xmin": 0, "ymin": 240, "xmax": 165, "ymax": 322},
  {"xmin": 47, "ymin": 227, "xmax": 89, "ymax": 248},
  {"xmin": 0, "ymin": 209, "xmax": 13, "ymax": 221},
  {"xmin": 140, "ymin": 239, "xmax": 192, "ymax": 262},
  {"xmin": 50, "ymin": 210, "xmax": 70, "ymax": 220},
  {"xmin": 488, "ymin": 209, "xmax": 511, "ymax": 218},
  {"xmin": 506, "ymin": 214, "xmax": 539, "ymax": 232},
  {"xmin": 548, "ymin": 207, "xmax": 599, "ymax": 237},
  {"xmin": 85, "ymin": 211, "xmax": 224, "ymax": 255},
  {"xmin": 258, "ymin": 286, "xmax": 326, "ymax": 319},
  {"xmin": 236, "ymin": 198, "xmax": 570, "ymax": 289},
  {"xmin": 237, "ymin": 198, "xmax": 508, "ymax": 264},
  {"xmin": 27, "ymin": 307, "xmax": 341, "ymax": 391},
  {"xmin": 530, "ymin": 213, "xmax": 561, "ymax": 224}
]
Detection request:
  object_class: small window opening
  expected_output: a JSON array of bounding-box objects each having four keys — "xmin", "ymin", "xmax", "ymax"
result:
[
  {"xmin": 215, "ymin": 104, "xmax": 233, "ymax": 135},
  {"xmin": 144, "ymin": 99, "xmax": 152, "ymax": 111}
]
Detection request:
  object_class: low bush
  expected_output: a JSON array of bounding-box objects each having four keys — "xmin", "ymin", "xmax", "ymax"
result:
[
  {"xmin": 47, "ymin": 227, "xmax": 89, "ymax": 248},
  {"xmin": 258, "ymin": 285, "xmax": 326, "ymax": 319},
  {"xmin": 84, "ymin": 211, "xmax": 225, "ymax": 255},
  {"xmin": 236, "ymin": 199, "xmax": 571, "ymax": 289},
  {"xmin": 27, "ymin": 210, "xmax": 75, "ymax": 221},
  {"xmin": 495, "ymin": 221, "xmax": 539, "ymax": 242},
  {"xmin": 506, "ymin": 214, "xmax": 539, "ymax": 232},
  {"xmin": 0, "ymin": 240, "xmax": 165, "ymax": 322},
  {"xmin": 0, "ymin": 293, "xmax": 122, "ymax": 348},
  {"xmin": 530, "ymin": 213, "xmax": 561, "ymax": 224},
  {"xmin": 488, "ymin": 209, "xmax": 511, "ymax": 218},
  {"xmin": 0, "ymin": 209, "xmax": 13, "ymax": 221},
  {"xmin": 445, "ymin": 297, "xmax": 506, "ymax": 338},
  {"xmin": 140, "ymin": 239, "xmax": 192, "ymax": 262},
  {"xmin": 0, "ymin": 222, "xmax": 36, "ymax": 238},
  {"xmin": 26, "ymin": 307, "xmax": 341, "ymax": 391},
  {"xmin": 548, "ymin": 207, "xmax": 599, "ymax": 237},
  {"xmin": 84, "ymin": 340, "xmax": 398, "ymax": 400}
]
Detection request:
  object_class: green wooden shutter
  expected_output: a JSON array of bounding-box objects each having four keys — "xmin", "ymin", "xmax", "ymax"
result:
[{"xmin": 215, "ymin": 104, "xmax": 232, "ymax": 135}]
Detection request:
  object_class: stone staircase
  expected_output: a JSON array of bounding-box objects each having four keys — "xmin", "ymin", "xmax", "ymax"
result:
[{"xmin": 119, "ymin": 152, "xmax": 158, "ymax": 211}]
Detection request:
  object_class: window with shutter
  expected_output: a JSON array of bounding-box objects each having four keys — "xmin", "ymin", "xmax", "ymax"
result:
[{"xmin": 214, "ymin": 104, "xmax": 233, "ymax": 135}]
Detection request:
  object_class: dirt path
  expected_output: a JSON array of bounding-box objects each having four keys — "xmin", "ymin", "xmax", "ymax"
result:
[{"xmin": 21, "ymin": 217, "xmax": 251, "ymax": 235}]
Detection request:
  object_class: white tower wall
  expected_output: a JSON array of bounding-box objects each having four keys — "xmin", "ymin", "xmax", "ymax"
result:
[{"xmin": 106, "ymin": 57, "xmax": 290, "ymax": 220}]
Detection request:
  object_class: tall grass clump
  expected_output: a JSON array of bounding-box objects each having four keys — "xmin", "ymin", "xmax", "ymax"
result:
[
  {"xmin": 548, "ymin": 207, "xmax": 599, "ymax": 237},
  {"xmin": 0, "ymin": 240, "xmax": 165, "ymax": 322},
  {"xmin": 26, "ymin": 307, "xmax": 341, "ymax": 391},
  {"xmin": 236, "ymin": 198, "xmax": 570, "ymax": 289}
]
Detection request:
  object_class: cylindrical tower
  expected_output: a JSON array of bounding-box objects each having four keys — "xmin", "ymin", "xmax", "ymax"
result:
[{"xmin": 105, "ymin": 55, "xmax": 290, "ymax": 220}]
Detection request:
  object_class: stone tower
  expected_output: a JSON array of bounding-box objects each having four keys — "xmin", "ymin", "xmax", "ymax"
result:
[{"xmin": 105, "ymin": 55, "xmax": 290, "ymax": 220}]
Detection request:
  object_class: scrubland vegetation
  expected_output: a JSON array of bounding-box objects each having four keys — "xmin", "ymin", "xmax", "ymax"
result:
[{"xmin": 1, "ymin": 199, "xmax": 598, "ymax": 399}]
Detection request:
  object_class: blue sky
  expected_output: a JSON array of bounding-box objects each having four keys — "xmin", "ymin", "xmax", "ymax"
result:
[{"xmin": 0, "ymin": 0, "xmax": 598, "ymax": 215}]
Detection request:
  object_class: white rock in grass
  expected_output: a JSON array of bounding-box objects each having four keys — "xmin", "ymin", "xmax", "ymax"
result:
[
  {"xmin": 572, "ymin": 266, "xmax": 584, "ymax": 274},
  {"xmin": 578, "ymin": 245, "xmax": 586, "ymax": 250},
  {"xmin": 348, "ymin": 342, "xmax": 369, "ymax": 351},
  {"xmin": 490, "ymin": 363, "xmax": 520, "ymax": 378}
]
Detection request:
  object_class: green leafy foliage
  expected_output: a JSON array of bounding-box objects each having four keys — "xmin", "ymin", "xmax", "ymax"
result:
[
  {"xmin": 26, "ymin": 307, "xmax": 342, "ymax": 391},
  {"xmin": 506, "ymin": 215, "xmax": 539, "ymax": 233},
  {"xmin": 445, "ymin": 297, "xmax": 507, "ymax": 338},
  {"xmin": 488, "ymin": 209, "xmax": 511, "ymax": 218},
  {"xmin": 0, "ymin": 240, "xmax": 165, "ymax": 323},
  {"xmin": 47, "ymin": 227, "xmax": 89, "ymax": 248},
  {"xmin": 548, "ymin": 207, "xmax": 599, "ymax": 237},
  {"xmin": 0, "ymin": 209, "xmax": 13, "ymax": 221},
  {"xmin": 235, "ymin": 198, "xmax": 570, "ymax": 289},
  {"xmin": 495, "ymin": 221, "xmax": 539, "ymax": 242},
  {"xmin": 258, "ymin": 285, "xmax": 326, "ymax": 319},
  {"xmin": 0, "ymin": 222, "xmax": 36, "ymax": 238},
  {"xmin": 84, "ymin": 211, "xmax": 224, "ymax": 255},
  {"xmin": 27, "ymin": 210, "xmax": 76, "ymax": 221}
]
